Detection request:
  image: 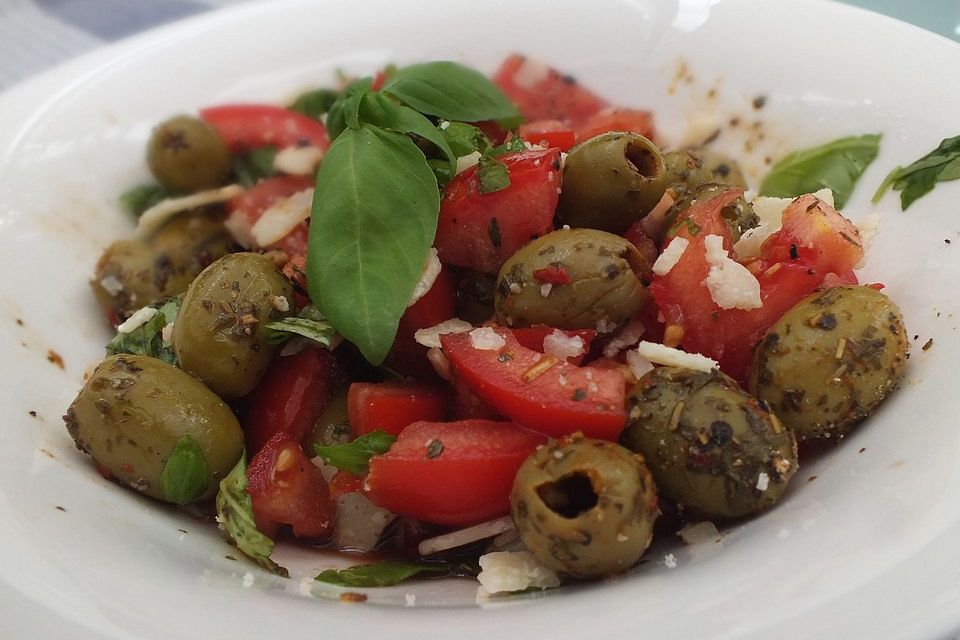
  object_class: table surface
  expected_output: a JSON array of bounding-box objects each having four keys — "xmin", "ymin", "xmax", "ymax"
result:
[{"xmin": 0, "ymin": 0, "xmax": 958, "ymax": 92}]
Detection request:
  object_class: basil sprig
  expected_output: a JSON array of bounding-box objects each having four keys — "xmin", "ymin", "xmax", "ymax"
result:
[
  {"xmin": 872, "ymin": 135, "xmax": 960, "ymax": 210},
  {"xmin": 265, "ymin": 305, "xmax": 336, "ymax": 346},
  {"xmin": 233, "ymin": 145, "xmax": 278, "ymax": 187},
  {"xmin": 314, "ymin": 430, "xmax": 396, "ymax": 475},
  {"xmin": 105, "ymin": 297, "xmax": 180, "ymax": 365},
  {"xmin": 315, "ymin": 560, "xmax": 450, "ymax": 588},
  {"xmin": 759, "ymin": 134, "xmax": 881, "ymax": 208},
  {"xmin": 160, "ymin": 435, "xmax": 208, "ymax": 504}
]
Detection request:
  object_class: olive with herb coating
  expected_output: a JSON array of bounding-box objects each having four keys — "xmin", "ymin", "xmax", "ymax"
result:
[
  {"xmin": 91, "ymin": 210, "xmax": 236, "ymax": 320},
  {"xmin": 557, "ymin": 132, "xmax": 670, "ymax": 234},
  {"xmin": 63, "ymin": 354, "xmax": 243, "ymax": 503},
  {"xmin": 173, "ymin": 252, "xmax": 293, "ymax": 398},
  {"xmin": 147, "ymin": 115, "xmax": 232, "ymax": 192},
  {"xmin": 749, "ymin": 285, "xmax": 908, "ymax": 441},
  {"xmin": 495, "ymin": 228, "xmax": 650, "ymax": 332},
  {"xmin": 662, "ymin": 182, "xmax": 759, "ymax": 244},
  {"xmin": 622, "ymin": 366, "xmax": 797, "ymax": 519},
  {"xmin": 511, "ymin": 434, "xmax": 659, "ymax": 578},
  {"xmin": 662, "ymin": 146, "xmax": 748, "ymax": 192}
]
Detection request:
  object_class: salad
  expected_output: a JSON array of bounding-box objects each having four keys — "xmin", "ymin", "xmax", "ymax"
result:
[{"xmin": 63, "ymin": 55, "xmax": 916, "ymax": 595}]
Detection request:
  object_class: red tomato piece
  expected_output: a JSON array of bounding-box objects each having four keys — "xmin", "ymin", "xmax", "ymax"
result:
[
  {"xmin": 365, "ymin": 420, "xmax": 545, "ymax": 526},
  {"xmin": 451, "ymin": 374, "xmax": 503, "ymax": 420},
  {"xmin": 624, "ymin": 220, "xmax": 659, "ymax": 273},
  {"xmin": 436, "ymin": 149, "xmax": 560, "ymax": 275},
  {"xmin": 441, "ymin": 328, "xmax": 626, "ymax": 440},
  {"xmin": 511, "ymin": 325, "xmax": 597, "ymax": 365},
  {"xmin": 821, "ymin": 270, "xmax": 860, "ymax": 288},
  {"xmin": 576, "ymin": 108, "xmax": 656, "ymax": 142},
  {"xmin": 200, "ymin": 104, "xmax": 330, "ymax": 154},
  {"xmin": 519, "ymin": 120, "xmax": 577, "ymax": 152},
  {"xmin": 347, "ymin": 382, "xmax": 450, "ymax": 436},
  {"xmin": 240, "ymin": 347, "xmax": 336, "ymax": 456},
  {"xmin": 328, "ymin": 470, "xmax": 364, "ymax": 499},
  {"xmin": 387, "ymin": 266, "xmax": 457, "ymax": 379},
  {"xmin": 226, "ymin": 175, "xmax": 314, "ymax": 256},
  {"xmin": 493, "ymin": 54, "xmax": 608, "ymax": 126},
  {"xmin": 247, "ymin": 434, "xmax": 333, "ymax": 539},
  {"xmin": 532, "ymin": 264, "xmax": 572, "ymax": 285}
]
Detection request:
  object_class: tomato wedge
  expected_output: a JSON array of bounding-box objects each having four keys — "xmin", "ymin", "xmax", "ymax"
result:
[
  {"xmin": 493, "ymin": 54, "xmax": 607, "ymax": 126},
  {"xmin": 347, "ymin": 382, "xmax": 449, "ymax": 436},
  {"xmin": 226, "ymin": 175, "xmax": 313, "ymax": 256},
  {"xmin": 387, "ymin": 266, "xmax": 457, "ymax": 379},
  {"xmin": 575, "ymin": 108, "xmax": 656, "ymax": 142},
  {"xmin": 436, "ymin": 149, "xmax": 560, "ymax": 275},
  {"xmin": 200, "ymin": 104, "xmax": 330, "ymax": 153},
  {"xmin": 519, "ymin": 120, "xmax": 577, "ymax": 151},
  {"xmin": 328, "ymin": 470, "xmax": 364, "ymax": 499},
  {"xmin": 441, "ymin": 328, "xmax": 626, "ymax": 440},
  {"xmin": 511, "ymin": 326, "xmax": 597, "ymax": 365},
  {"xmin": 365, "ymin": 419, "xmax": 545, "ymax": 526}
]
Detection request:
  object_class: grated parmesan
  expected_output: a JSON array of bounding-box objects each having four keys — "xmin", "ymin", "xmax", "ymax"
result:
[
  {"xmin": 477, "ymin": 551, "xmax": 560, "ymax": 594},
  {"xmin": 250, "ymin": 188, "xmax": 314, "ymax": 247},
  {"xmin": 625, "ymin": 349, "xmax": 654, "ymax": 379},
  {"xmin": 456, "ymin": 151, "xmax": 482, "ymax": 175},
  {"xmin": 633, "ymin": 341, "xmax": 718, "ymax": 372},
  {"xmin": 469, "ymin": 327, "xmax": 506, "ymax": 351},
  {"xmin": 99, "ymin": 275, "xmax": 124, "ymax": 297},
  {"xmin": 543, "ymin": 329, "xmax": 585, "ymax": 361},
  {"xmin": 603, "ymin": 319, "xmax": 646, "ymax": 358},
  {"xmin": 512, "ymin": 58, "xmax": 550, "ymax": 90},
  {"xmin": 678, "ymin": 521, "xmax": 720, "ymax": 545},
  {"xmin": 273, "ymin": 145, "xmax": 325, "ymax": 175},
  {"xmin": 414, "ymin": 318, "xmax": 473, "ymax": 349},
  {"xmin": 136, "ymin": 184, "xmax": 243, "ymax": 239},
  {"xmin": 652, "ymin": 237, "xmax": 689, "ymax": 276},
  {"xmin": 116, "ymin": 306, "xmax": 157, "ymax": 334},
  {"xmin": 160, "ymin": 321, "xmax": 174, "ymax": 344},
  {"xmin": 702, "ymin": 235, "xmax": 762, "ymax": 310},
  {"xmin": 407, "ymin": 248, "xmax": 442, "ymax": 307},
  {"xmin": 418, "ymin": 516, "xmax": 514, "ymax": 556},
  {"xmin": 756, "ymin": 472, "xmax": 770, "ymax": 491}
]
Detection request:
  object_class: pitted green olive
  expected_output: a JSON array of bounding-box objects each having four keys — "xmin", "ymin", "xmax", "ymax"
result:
[
  {"xmin": 173, "ymin": 252, "xmax": 293, "ymax": 398},
  {"xmin": 749, "ymin": 286, "xmax": 908, "ymax": 441},
  {"xmin": 557, "ymin": 132, "xmax": 669, "ymax": 234},
  {"xmin": 511, "ymin": 435, "xmax": 659, "ymax": 578},
  {"xmin": 662, "ymin": 146, "xmax": 748, "ymax": 192},
  {"xmin": 662, "ymin": 182, "xmax": 759, "ymax": 244},
  {"xmin": 495, "ymin": 228, "xmax": 650, "ymax": 332},
  {"xmin": 622, "ymin": 366, "xmax": 798, "ymax": 519},
  {"xmin": 147, "ymin": 115, "xmax": 232, "ymax": 192},
  {"xmin": 63, "ymin": 355, "xmax": 243, "ymax": 503}
]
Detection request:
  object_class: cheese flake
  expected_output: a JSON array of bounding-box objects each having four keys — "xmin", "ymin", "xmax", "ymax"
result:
[
  {"xmin": 116, "ymin": 306, "xmax": 157, "ymax": 334},
  {"xmin": 652, "ymin": 237, "xmax": 689, "ymax": 276},
  {"xmin": 273, "ymin": 145, "xmax": 324, "ymax": 175},
  {"xmin": 250, "ymin": 188, "xmax": 314, "ymax": 247},
  {"xmin": 414, "ymin": 318, "xmax": 473, "ymax": 349},
  {"xmin": 136, "ymin": 184, "xmax": 243, "ymax": 239},
  {"xmin": 407, "ymin": 248, "xmax": 442, "ymax": 307},
  {"xmin": 542, "ymin": 330, "xmax": 585, "ymax": 361},
  {"xmin": 477, "ymin": 551, "xmax": 560, "ymax": 594},
  {"xmin": 469, "ymin": 327, "xmax": 506, "ymax": 351},
  {"xmin": 702, "ymin": 234, "xmax": 762, "ymax": 310},
  {"xmin": 633, "ymin": 341, "xmax": 718, "ymax": 372}
]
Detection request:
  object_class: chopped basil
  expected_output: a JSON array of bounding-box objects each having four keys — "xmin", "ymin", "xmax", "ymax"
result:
[
  {"xmin": 872, "ymin": 135, "xmax": 960, "ymax": 210},
  {"xmin": 439, "ymin": 121, "xmax": 490, "ymax": 157},
  {"xmin": 314, "ymin": 430, "xmax": 396, "ymax": 475},
  {"xmin": 488, "ymin": 135, "xmax": 526, "ymax": 157},
  {"xmin": 105, "ymin": 298, "xmax": 180, "ymax": 365},
  {"xmin": 119, "ymin": 184, "xmax": 169, "ymax": 218},
  {"xmin": 477, "ymin": 154, "xmax": 511, "ymax": 194},
  {"xmin": 289, "ymin": 88, "xmax": 340, "ymax": 120},
  {"xmin": 233, "ymin": 145, "xmax": 278, "ymax": 187},
  {"xmin": 759, "ymin": 134, "xmax": 881, "ymax": 209},
  {"xmin": 264, "ymin": 305, "xmax": 336, "ymax": 347},
  {"xmin": 315, "ymin": 560, "xmax": 449, "ymax": 588},
  {"xmin": 160, "ymin": 435, "xmax": 208, "ymax": 504}
]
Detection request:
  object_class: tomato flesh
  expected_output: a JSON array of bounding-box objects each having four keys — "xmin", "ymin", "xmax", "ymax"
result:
[
  {"xmin": 200, "ymin": 104, "xmax": 330, "ymax": 153},
  {"xmin": 365, "ymin": 419, "xmax": 545, "ymax": 526},
  {"xmin": 387, "ymin": 266, "xmax": 457, "ymax": 379},
  {"xmin": 519, "ymin": 120, "xmax": 577, "ymax": 151},
  {"xmin": 493, "ymin": 54, "xmax": 608, "ymax": 126},
  {"xmin": 576, "ymin": 108, "xmax": 656, "ymax": 142},
  {"xmin": 328, "ymin": 470, "xmax": 364, "ymax": 499},
  {"xmin": 226, "ymin": 175, "xmax": 314, "ymax": 256},
  {"xmin": 347, "ymin": 382, "xmax": 450, "ymax": 436}
]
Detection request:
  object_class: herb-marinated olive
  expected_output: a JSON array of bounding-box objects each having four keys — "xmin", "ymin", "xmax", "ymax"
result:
[
  {"xmin": 662, "ymin": 146, "xmax": 747, "ymax": 192},
  {"xmin": 557, "ymin": 132, "xmax": 670, "ymax": 234},
  {"xmin": 63, "ymin": 355, "xmax": 243, "ymax": 503},
  {"xmin": 662, "ymin": 182, "xmax": 759, "ymax": 244},
  {"xmin": 511, "ymin": 435, "xmax": 658, "ymax": 578},
  {"xmin": 91, "ymin": 211, "xmax": 236, "ymax": 320},
  {"xmin": 622, "ymin": 366, "xmax": 797, "ymax": 518},
  {"xmin": 495, "ymin": 228, "xmax": 650, "ymax": 332},
  {"xmin": 147, "ymin": 115, "xmax": 232, "ymax": 192},
  {"xmin": 749, "ymin": 286, "xmax": 908, "ymax": 441},
  {"xmin": 173, "ymin": 252, "xmax": 293, "ymax": 398}
]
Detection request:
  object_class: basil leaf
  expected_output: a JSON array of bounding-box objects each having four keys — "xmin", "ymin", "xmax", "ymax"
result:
[
  {"xmin": 315, "ymin": 560, "xmax": 449, "ymax": 587},
  {"xmin": 326, "ymin": 77, "xmax": 373, "ymax": 141},
  {"xmin": 307, "ymin": 125, "xmax": 440, "ymax": 365},
  {"xmin": 215, "ymin": 453, "xmax": 288, "ymax": 577},
  {"xmin": 160, "ymin": 435, "xmax": 208, "ymax": 504},
  {"xmin": 488, "ymin": 135, "xmax": 526, "ymax": 157},
  {"xmin": 358, "ymin": 92, "xmax": 456, "ymax": 174},
  {"xmin": 427, "ymin": 158, "xmax": 455, "ymax": 186},
  {"xmin": 105, "ymin": 298, "xmax": 180, "ymax": 365},
  {"xmin": 382, "ymin": 61, "xmax": 522, "ymax": 128},
  {"xmin": 759, "ymin": 134, "xmax": 881, "ymax": 209},
  {"xmin": 439, "ymin": 121, "xmax": 490, "ymax": 157},
  {"xmin": 871, "ymin": 135, "xmax": 960, "ymax": 210},
  {"xmin": 477, "ymin": 154, "xmax": 511, "ymax": 194},
  {"xmin": 264, "ymin": 305, "xmax": 336, "ymax": 346},
  {"xmin": 314, "ymin": 430, "xmax": 396, "ymax": 475},
  {"xmin": 120, "ymin": 184, "xmax": 169, "ymax": 218},
  {"xmin": 233, "ymin": 146, "xmax": 278, "ymax": 187},
  {"xmin": 289, "ymin": 88, "xmax": 339, "ymax": 119}
]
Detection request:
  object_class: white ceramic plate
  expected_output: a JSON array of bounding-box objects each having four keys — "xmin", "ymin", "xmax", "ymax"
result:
[{"xmin": 2, "ymin": 0, "xmax": 959, "ymax": 637}]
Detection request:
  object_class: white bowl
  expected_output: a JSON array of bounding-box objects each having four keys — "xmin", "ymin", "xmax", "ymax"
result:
[{"xmin": 1, "ymin": 0, "xmax": 959, "ymax": 637}]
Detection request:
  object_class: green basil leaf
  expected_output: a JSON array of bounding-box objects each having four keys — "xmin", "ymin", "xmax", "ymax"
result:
[
  {"xmin": 358, "ymin": 92, "xmax": 456, "ymax": 174},
  {"xmin": 759, "ymin": 134, "xmax": 881, "ymax": 209},
  {"xmin": 382, "ymin": 61, "xmax": 522, "ymax": 128},
  {"xmin": 488, "ymin": 135, "xmax": 526, "ymax": 157},
  {"xmin": 476, "ymin": 154, "xmax": 511, "ymax": 194},
  {"xmin": 306, "ymin": 125, "xmax": 440, "ymax": 365},
  {"xmin": 233, "ymin": 145, "xmax": 278, "ymax": 187},
  {"xmin": 427, "ymin": 158, "xmax": 455, "ymax": 186},
  {"xmin": 264, "ymin": 305, "xmax": 336, "ymax": 346},
  {"xmin": 439, "ymin": 121, "xmax": 490, "ymax": 157},
  {"xmin": 315, "ymin": 560, "xmax": 449, "ymax": 587},
  {"xmin": 105, "ymin": 298, "xmax": 180, "ymax": 365},
  {"xmin": 326, "ymin": 77, "xmax": 373, "ymax": 141},
  {"xmin": 120, "ymin": 184, "xmax": 169, "ymax": 218},
  {"xmin": 314, "ymin": 430, "xmax": 396, "ymax": 475},
  {"xmin": 160, "ymin": 435, "xmax": 208, "ymax": 504},
  {"xmin": 289, "ymin": 88, "xmax": 340, "ymax": 119},
  {"xmin": 215, "ymin": 452, "xmax": 288, "ymax": 577},
  {"xmin": 871, "ymin": 135, "xmax": 960, "ymax": 210}
]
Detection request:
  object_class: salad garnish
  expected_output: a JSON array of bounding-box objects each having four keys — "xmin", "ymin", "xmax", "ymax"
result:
[{"xmin": 872, "ymin": 134, "xmax": 960, "ymax": 209}]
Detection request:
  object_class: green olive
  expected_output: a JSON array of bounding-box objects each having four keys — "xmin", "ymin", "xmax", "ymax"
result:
[
  {"xmin": 495, "ymin": 228, "xmax": 649, "ymax": 332},
  {"xmin": 557, "ymin": 132, "xmax": 669, "ymax": 234},
  {"xmin": 622, "ymin": 366, "xmax": 798, "ymax": 519},
  {"xmin": 91, "ymin": 211, "xmax": 236, "ymax": 320},
  {"xmin": 173, "ymin": 252, "xmax": 293, "ymax": 398},
  {"xmin": 749, "ymin": 286, "xmax": 908, "ymax": 441},
  {"xmin": 662, "ymin": 182, "xmax": 759, "ymax": 244},
  {"xmin": 662, "ymin": 146, "xmax": 748, "ymax": 192},
  {"xmin": 304, "ymin": 388, "xmax": 351, "ymax": 451},
  {"xmin": 511, "ymin": 434, "xmax": 658, "ymax": 578},
  {"xmin": 63, "ymin": 355, "xmax": 243, "ymax": 503},
  {"xmin": 147, "ymin": 115, "xmax": 232, "ymax": 192}
]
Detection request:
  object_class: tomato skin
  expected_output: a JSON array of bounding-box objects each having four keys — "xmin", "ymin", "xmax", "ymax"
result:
[
  {"xmin": 347, "ymin": 382, "xmax": 450, "ymax": 436},
  {"xmin": 241, "ymin": 347, "xmax": 336, "ymax": 456},
  {"xmin": 200, "ymin": 104, "xmax": 330, "ymax": 153},
  {"xmin": 576, "ymin": 108, "xmax": 656, "ymax": 142},
  {"xmin": 247, "ymin": 433, "xmax": 333, "ymax": 539},
  {"xmin": 441, "ymin": 328, "xmax": 626, "ymax": 440},
  {"xmin": 510, "ymin": 326, "xmax": 597, "ymax": 365},
  {"xmin": 493, "ymin": 54, "xmax": 607, "ymax": 126},
  {"xmin": 226, "ymin": 175, "xmax": 314, "ymax": 256},
  {"xmin": 365, "ymin": 419, "xmax": 545, "ymax": 526},
  {"xmin": 519, "ymin": 120, "xmax": 577, "ymax": 151},
  {"xmin": 387, "ymin": 267, "xmax": 457, "ymax": 378},
  {"xmin": 436, "ymin": 149, "xmax": 560, "ymax": 275},
  {"xmin": 328, "ymin": 470, "xmax": 364, "ymax": 499}
]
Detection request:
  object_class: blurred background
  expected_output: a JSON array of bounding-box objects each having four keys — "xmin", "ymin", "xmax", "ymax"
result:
[{"xmin": 0, "ymin": 0, "xmax": 958, "ymax": 91}]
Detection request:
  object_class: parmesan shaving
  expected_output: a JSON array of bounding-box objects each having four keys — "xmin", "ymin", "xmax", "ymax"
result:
[
  {"xmin": 469, "ymin": 327, "xmax": 506, "ymax": 351},
  {"xmin": 603, "ymin": 319, "xmax": 646, "ymax": 358},
  {"xmin": 407, "ymin": 248, "xmax": 442, "ymax": 307},
  {"xmin": 456, "ymin": 151, "xmax": 482, "ymax": 175},
  {"xmin": 652, "ymin": 236, "xmax": 689, "ymax": 276},
  {"xmin": 250, "ymin": 188, "xmax": 314, "ymax": 247},
  {"xmin": 513, "ymin": 58, "xmax": 550, "ymax": 90},
  {"xmin": 702, "ymin": 234, "xmax": 762, "ymax": 310},
  {"xmin": 136, "ymin": 184, "xmax": 243, "ymax": 239},
  {"xmin": 414, "ymin": 318, "xmax": 473, "ymax": 349},
  {"xmin": 625, "ymin": 348, "xmax": 655, "ymax": 379},
  {"xmin": 543, "ymin": 329, "xmax": 586, "ymax": 361},
  {"xmin": 678, "ymin": 521, "xmax": 720, "ymax": 545},
  {"xmin": 418, "ymin": 516, "xmax": 514, "ymax": 556},
  {"xmin": 477, "ymin": 551, "xmax": 560, "ymax": 594},
  {"xmin": 273, "ymin": 145, "xmax": 324, "ymax": 175},
  {"xmin": 633, "ymin": 341, "xmax": 718, "ymax": 372},
  {"xmin": 116, "ymin": 306, "xmax": 157, "ymax": 334}
]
